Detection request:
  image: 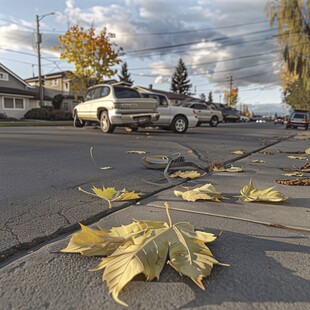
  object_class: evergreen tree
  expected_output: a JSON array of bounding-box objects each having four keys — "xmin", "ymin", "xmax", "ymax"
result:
[
  {"xmin": 170, "ymin": 58, "xmax": 192, "ymax": 95},
  {"xmin": 200, "ymin": 93, "xmax": 206, "ymax": 101},
  {"xmin": 118, "ymin": 62, "xmax": 133, "ymax": 85},
  {"xmin": 207, "ymin": 91, "xmax": 213, "ymax": 104}
]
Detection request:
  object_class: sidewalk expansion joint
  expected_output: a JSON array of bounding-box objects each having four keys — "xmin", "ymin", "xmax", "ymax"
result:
[{"xmin": 146, "ymin": 204, "xmax": 310, "ymax": 233}]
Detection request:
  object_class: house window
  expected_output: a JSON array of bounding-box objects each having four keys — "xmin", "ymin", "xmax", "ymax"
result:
[
  {"xmin": 3, "ymin": 97, "xmax": 25, "ymax": 110},
  {"xmin": 64, "ymin": 82, "xmax": 69, "ymax": 91},
  {"xmin": 50, "ymin": 79, "xmax": 58, "ymax": 86},
  {"xmin": 0, "ymin": 72, "xmax": 9, "ymax": 81}
]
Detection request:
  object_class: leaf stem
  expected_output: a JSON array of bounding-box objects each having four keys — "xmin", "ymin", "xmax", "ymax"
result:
[{"xmin": 164, "ymin": 202, "xmax": 173, "ymax": 227}]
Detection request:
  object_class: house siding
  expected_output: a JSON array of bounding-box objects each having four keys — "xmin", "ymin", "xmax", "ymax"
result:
[{"xmin": 0, "ymin": 95, "xmax": 30, "ymax": 119}]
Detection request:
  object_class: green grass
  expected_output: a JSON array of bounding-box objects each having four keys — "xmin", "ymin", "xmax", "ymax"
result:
[{"xmin": 0, "ymin": 120, "xmax": 73, "ymax": 127}]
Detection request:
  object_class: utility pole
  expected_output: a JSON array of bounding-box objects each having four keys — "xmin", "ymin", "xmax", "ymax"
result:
[
  {"xmin": 35, "ymin": 13, "xmax": 54, "ymax": 108},
  {"xmin": 228, "ymin": 75, "xmax": 233, "ymax": 107}
]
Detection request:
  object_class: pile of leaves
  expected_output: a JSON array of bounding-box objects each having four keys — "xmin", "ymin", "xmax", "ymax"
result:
[
  {"xmin": 61, "ymin": 203, "xmax": 226, "ymax": 307},
  {"xmin": 275, "ymin": 178, "xmax": 310, "ymax": 186}
]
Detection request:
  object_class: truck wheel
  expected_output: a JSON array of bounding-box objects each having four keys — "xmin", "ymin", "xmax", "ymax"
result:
[
  {"xmin": 73, "ymin": 113, "xmax": 85, "ymax": 128},
  {"xmin": 100, "ymin": 111, "xmax": 115, "ymax": 133},
  {"xmin": 210, "ymin": 116, "xmax": 219, "ymax": 127},
  {"xmin": 172, "ymin": 116, "xmax": 188, "ymax": 133}
]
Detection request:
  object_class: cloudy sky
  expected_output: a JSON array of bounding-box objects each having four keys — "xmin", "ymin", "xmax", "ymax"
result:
[{"xmin": 0, "ymin": 0, "xmax": 286, "ymax": 109}]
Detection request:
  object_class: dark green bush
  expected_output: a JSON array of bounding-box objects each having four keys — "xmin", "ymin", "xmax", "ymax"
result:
[
  {"xmin": 0, "ymin": 113, "xmax": 8, "ymax": 119},
  {"xmin": 24, "ymin": 108, "xmax": 50, "ymax": 120},
  {"xmin": 50, "ymin": 109, "xmax": 73, "ymax": 120},
  {"xmin": 42, "ymin": 106, "xmax": 54, "ymax": 113}
]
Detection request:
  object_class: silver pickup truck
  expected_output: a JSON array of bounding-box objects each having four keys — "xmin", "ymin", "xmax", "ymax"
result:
[{"xmin": 73, "ymin": 83, "xmax": 159, "ymax": 133}]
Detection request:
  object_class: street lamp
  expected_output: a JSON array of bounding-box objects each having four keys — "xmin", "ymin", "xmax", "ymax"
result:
[{"xmin": 36, "ymin": 12, "xmax": 55, "ymax": 108}]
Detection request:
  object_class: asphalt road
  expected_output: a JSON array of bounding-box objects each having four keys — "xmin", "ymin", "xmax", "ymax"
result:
[{"xmin": 0, "ymin": 122, "xmax": 293, "ymax": 261}]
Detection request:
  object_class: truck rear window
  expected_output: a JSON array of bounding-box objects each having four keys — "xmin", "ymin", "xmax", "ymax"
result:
[{"xmin": 114, "ymin": 87, "xmax": 141, "ymax": 99}]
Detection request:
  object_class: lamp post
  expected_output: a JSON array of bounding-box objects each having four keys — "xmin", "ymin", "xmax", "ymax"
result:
[{"xmin": 36, "ymin": 12, "xmax": 54, "ymax": 108}]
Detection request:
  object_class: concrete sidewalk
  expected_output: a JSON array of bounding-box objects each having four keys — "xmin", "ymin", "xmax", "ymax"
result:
[{"xmin": 1, "ymin": 134, "xmax": 309, "ymax": 310}]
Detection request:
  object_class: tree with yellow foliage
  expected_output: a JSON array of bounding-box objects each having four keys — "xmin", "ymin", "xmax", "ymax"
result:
[
  {"xmin": 224, "ymin": 88, "xmax": 238, "ymax": 107},
  {"xmin": 56, "ymin": 25, "xmax": 123, "ymax": 95}
]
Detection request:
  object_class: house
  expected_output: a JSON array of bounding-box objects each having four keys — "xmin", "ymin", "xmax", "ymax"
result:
[
  {"xmin": 135, "ymin": 84, "xmax": 198, "ymax": 105},
  {"xmin": 0, "ymin": 63, "xmax": 52, "ymax": 119},
  {"xmin": 25, "ymin": 71, "xmax": 83, "ymax": 112}
]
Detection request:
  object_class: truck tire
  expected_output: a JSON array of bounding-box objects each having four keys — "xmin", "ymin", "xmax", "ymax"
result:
[
  {"xmin": 100, "ymin": 111, "xmax": 115, "ymax": 133},
  {"xmin": 210, "ymin": 116, "xmax": 219, "ymax": 127},
  {"xmin": 172, "ymin": 116, "xmax": 188, "ymax": 133},
  {"xmin": 73, "ymin": 113, "xmax": 85, "ymax": 128}
]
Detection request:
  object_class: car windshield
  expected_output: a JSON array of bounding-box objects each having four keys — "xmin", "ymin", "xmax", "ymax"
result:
[{"xmin": 114, "ymin": 87, "xmax": 141, "ymax": 99}]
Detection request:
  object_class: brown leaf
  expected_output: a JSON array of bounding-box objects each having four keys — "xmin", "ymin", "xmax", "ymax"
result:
[{"xmin": 275, "ymin": 178, "xmax": 310, "ymax": 186}]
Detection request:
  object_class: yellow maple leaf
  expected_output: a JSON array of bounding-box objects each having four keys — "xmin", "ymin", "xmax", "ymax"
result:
[
  {"xmin": 79, "ymin": 186, "xmax": 141, "ymax": 208},
  {"xmin": 169, "ymin": 170, "xmax": 203, "ymax": 179},
  {"xmin": 287, "ymin": 155, "xmax": 307, "ymax": 160},
  {"xmin": 239, "ymin": 180, "xmax": 287, "ymax": 203},
  {"xmin": 213, "ymin": 166, "xmax": 243, "ymax": 173},
  {"xmin": 174, "ymin": 183, "xmax": 225, "ymax": 202},
  {"xmin": 251, "ymin": 160, "xmax": 266, "ymax": 163},
  {"xmin": 231, "ymin": 149, "xmax": 244, "ymax": 155}
]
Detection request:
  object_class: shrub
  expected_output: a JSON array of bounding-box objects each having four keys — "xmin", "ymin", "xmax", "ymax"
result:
[
  {"xmin": 0, "ymin": 113, "xmax": 8, "ymax": 119},
  {"xmin": 50, "ymin": 109, "xmax": 73, "ymax": 120},
  {"xmin": 42, "ymin": 106, "xmax": 54, "ymax": 113},
  {"xmin": 24, "ymin": 108, "xmax": 50, "ymax": 120}
]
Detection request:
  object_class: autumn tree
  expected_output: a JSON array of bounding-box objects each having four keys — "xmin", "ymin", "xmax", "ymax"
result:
[
  {"xmin": 224, "ymin": 88, "xmax": 238, "ymax": 106},
  {"xmin": 56, "ymin": 25, "xmax": 123, "ymax": 95},
  {"xmin": 265, "ymin": 0, "xmax": 310, "ymax": 95},
  {"xmin": 118, "ymin": 62, "xmax": 133, "ymax": 85},
  {"xmin": 171, "ymin": 58, "xmax": 192, "ymax": 95}
]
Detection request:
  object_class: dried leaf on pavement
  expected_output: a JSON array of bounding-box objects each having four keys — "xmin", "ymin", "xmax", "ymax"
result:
[
  {"xmin": 169, "ymin": 170, "xmax": 203, "ymax": 179},
  {"xmin": 61, "ymin": 203, "xmax": 227, "ymax": 307},
  {"xmin": 174, "ymin": 183, "xmax": 225, "ymax": 202},
  {"xmin": 275, "ymin": 178, "xmax": 310, "ymax": 186},
  {"xmin": 282, "ymin": 172, "xmax": 304, "ymax": 177},
  {"xmin": 213, "ymin": 166, "xmax": 243, "ymax": 173},
  {"xmin": 259, "ymin": 151, "xmax": 274, "ymax": 155},
  {"xmin": 287, "ymin": 155, "xmax": 307, "ymax": 160},
  {"xmin": 126, "ymin": 150, "xmax": 147, "ymax": 154},
  {"xmin": 100, "ymin": 167, "xmax": 112, "ymax": 170},
  {"xmin": 305, "ymin": 147, "xmax": 310, "ymax": 154},
  {"xmin": 239, "ymin": 180, "xmax": 287, "ymax": 203},
  {"xmin": 79, "ymin": 186, "xmax": 141, "ymax": 208},
  {"xmin": 251, "ymin": 160, "xmax": 266, "ymax": 163},
  {"xmin": 231, "ymin": 149, "xmax": 244, "ymax": 155}
]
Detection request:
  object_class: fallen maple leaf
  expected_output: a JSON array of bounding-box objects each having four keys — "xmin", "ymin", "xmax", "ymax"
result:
[
  {"xmin": 239, "ymin": 180, "xmax": 287, "ymax": 203},
  {"xmin": 213, "ymin": 166, "xmax": 243, "ymax": 173},
  {"xmin": 126, "ymin": 150, "xmax": 147, "ymax": 154},
  {"xmin": 282, "ymin": 172, "xmax": 304, "ymax": 177},
  {"xmin": 287, "ymin": 155, "xmax": 307, "ymax": 160},
  {"xmin": 61, "ymin": 203, "xmax": 227, "ymax": 306},
  {"xmin": 231, "ymin": 149, "xmax": 244, "ymax": 155},
  {"xmin": 251, "ymin": 160, "xmax": 266, "ymax": 163},
  {"xmin": 169, "ymin": 170, "xmax": 203, "ymax": 179},
  {"xmin": 174, "ymin": 183, "xmax": 225, "ymax": 202},
  {"xmin": 79, "ymin": 186, "xmax": 141, "ymax": 208},
  {"xmin": 305, "ymin": 147, "xmax": 310, "ymax": 154}
]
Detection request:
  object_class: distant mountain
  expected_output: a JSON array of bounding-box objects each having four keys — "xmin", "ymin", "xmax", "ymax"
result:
[{"xmin": 246, "ymin": 103, "xmax": 291, "ymax": 116}]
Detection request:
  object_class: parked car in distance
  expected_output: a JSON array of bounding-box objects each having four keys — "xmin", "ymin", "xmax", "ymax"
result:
[
  {"xmin": 136, "ymin": 90, "xmax": 198, "ymax": 133},
  {"xmin": 274, "ymin": 116, "xmax": 284, "ymax": 125},
  {"xmin": 73, "ymin": 83, "xmax": 159, "ymax": 133},
  {"xmin": 239, "ymin": 115, "xmax": 250, "ymax": 122},
  {"xmin": 286, "ymin": 110, "xmax": 309, "ymax": 130},
  {"xmin": 181, "ymin": 102, "xmax": 223, "ymax": 127},
  {"xmin": 221, "ymin": 108, "xmax": 240, "ymax": 122}
]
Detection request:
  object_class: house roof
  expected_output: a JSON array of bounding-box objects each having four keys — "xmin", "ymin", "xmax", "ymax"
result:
[
  {"xmin": 25, "ymin": 71, "xmax": 72, "ymax": 81},
  {"xmin": 0, "ymin": 63, "xmax": 33, "ymax": 88},
  {"xmin": 0, "ymin": 86, "xmax": 52, "ymax": 100}
]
